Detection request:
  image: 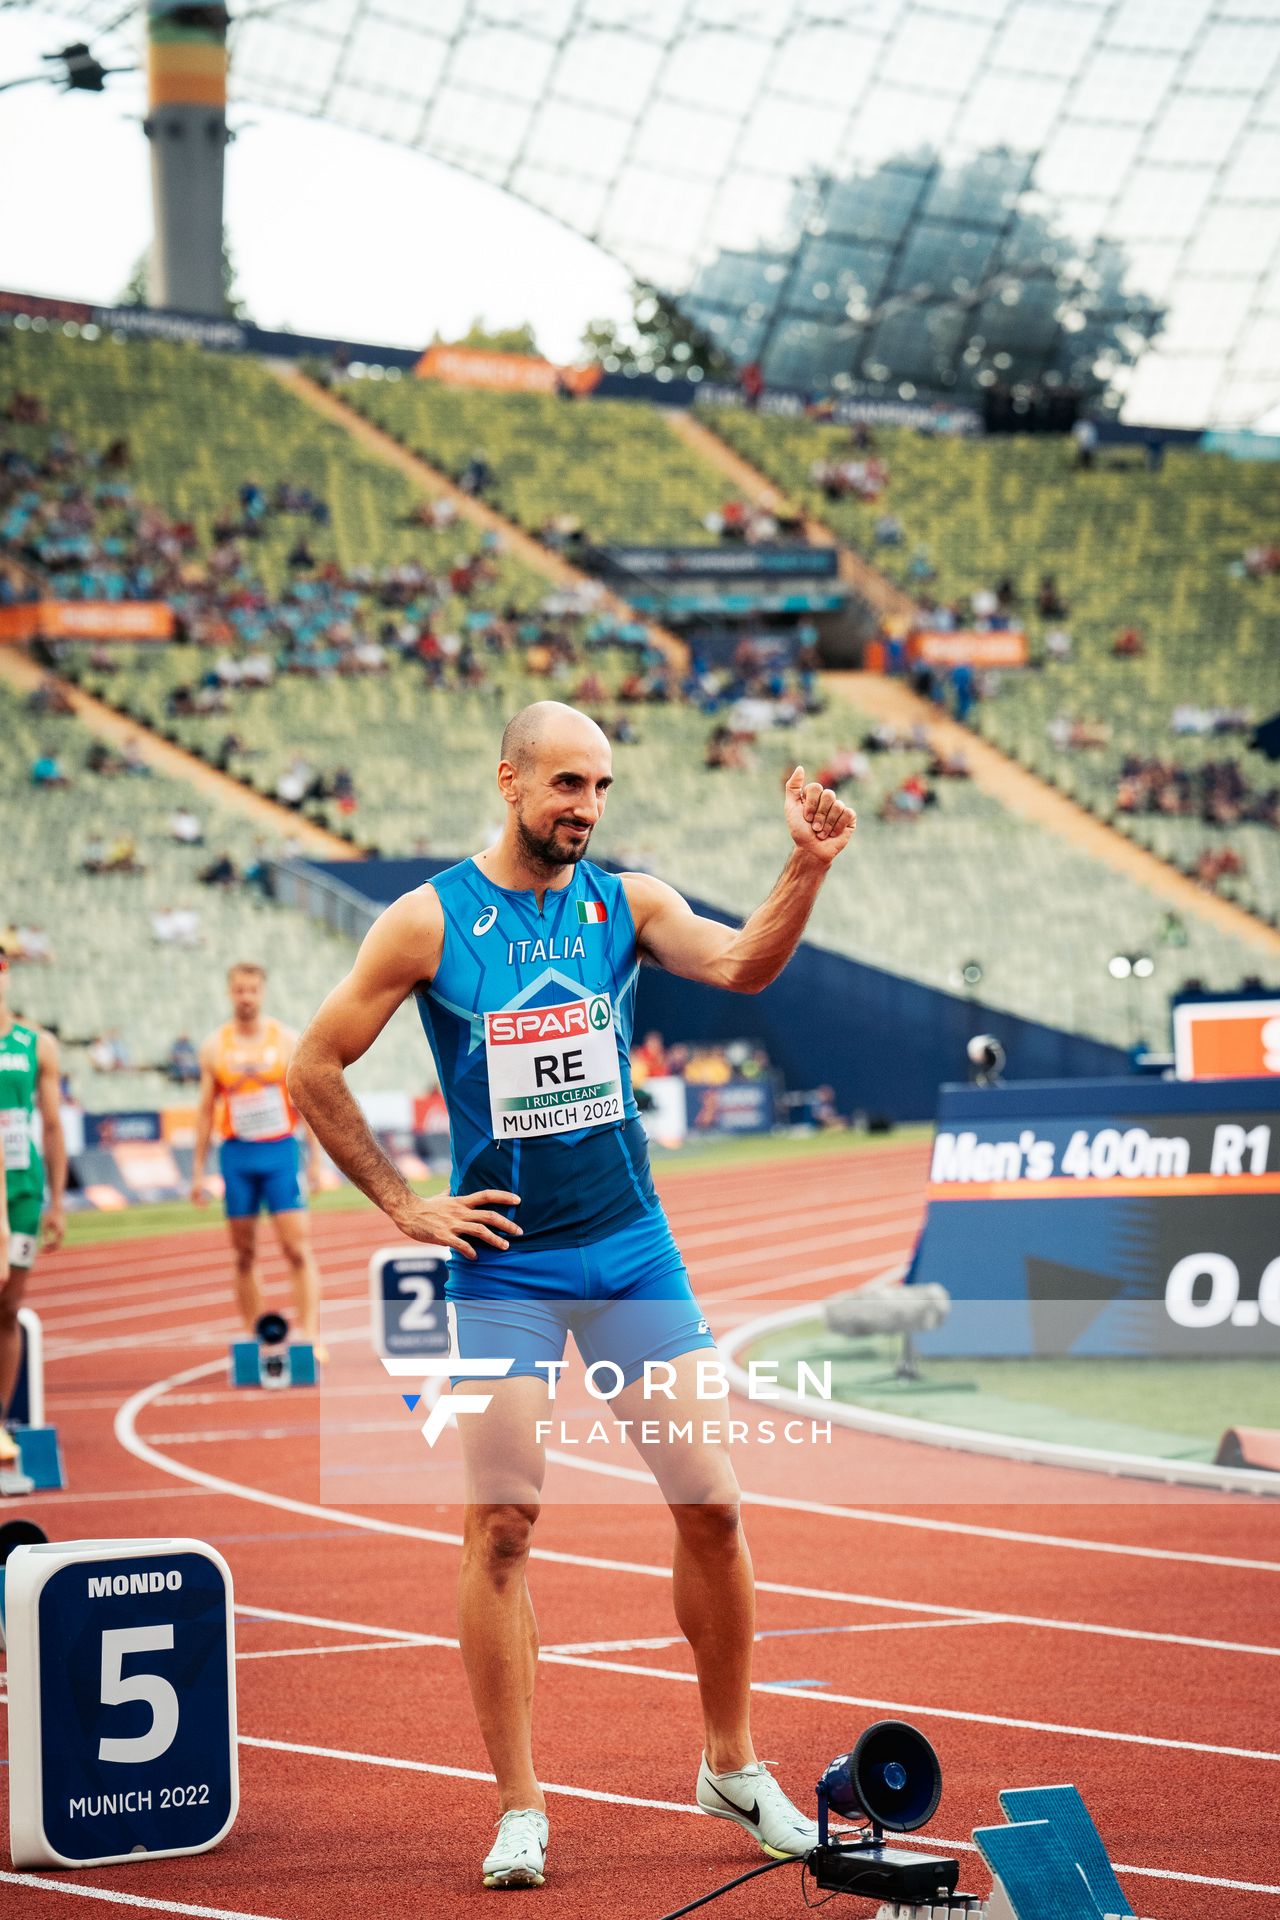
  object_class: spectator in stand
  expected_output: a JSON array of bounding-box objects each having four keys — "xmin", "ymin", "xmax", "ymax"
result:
[
  {"xmin": 816, "ymin": 747, "xmax": 869, "ymax": 791},
  {"xmin": 1113, "ymin": 625, "xmax": 1144, "ymax": 657},
  {"xmin": 276, "ymin": 758, "xmax": 311, "ymax": 808},
  {"xmin": 1072, "ymin": 417, "xmax": 1098, "ymax": 469},
  {"xmin": 169, "ymin": 806, "xmax": 203, "ymax": 845},
  {"xmin": 105, "ymin": 832, "xmax": 143, "ymax": 873},
  {"xmin": 459, "ymin": 453, "xmax": 494, "ymax": 498},
  {"xmin": 12, "ymin": 925, "xmax": 53, "ymax": 965},
  {"xmin": 874, "ymin": 512, "xmax": 904, "ymax": 546},
  {"xmin": 1044, "ymin": 627, "xmax": 1072, "ymax": 663},
  {"xmin": 27, "ymin": 675, "xmax": 74, "ymax": 716},
  {"xmin": 30, "ymin": 750, "xmax": 69, "ymax": 788},
  {"xmin": 167, "ymin": 1034, "xmax": 201, "ymax": 1085},
  {"xmin": 81, "ymin": 833, "xmax": 107, "ymax": 873},
  {"xmin": 1037, "ymin": 575, "xmax": 1068, "ymax": 620},
  {"xmin": 120, "ymin": 736, "xmax": 151, "ymax": 776},
  {"xmin": 88, "ymin": 1030, "xmax": 129, "ymax": 1074},
  {"xmin": 197, "ymin": 851, "xmax": 239, "ymax": 888},
  {"xmin": 632, "ymin": 1031, "xmax": 668, "ymax": 1084}
]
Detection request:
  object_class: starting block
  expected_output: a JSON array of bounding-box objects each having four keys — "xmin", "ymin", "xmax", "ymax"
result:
[
  {"xmin": 0, "ymin": 1517, "xmax": 48, "ymax": 1650},
  {"xmin": 5, "ymin": 1534, "xmax": 238, "ymax": 1868},
  {"xmin": 973, "ymin": 1784, "xmax": 1146, "ymax": 1920},
  {"xmin": 229, "ymin": 1310, "xmax": 317, "ymax": 1389},
  {"xmin": 5, "ymin": 1309, "xmax": 65, "ymax": 1493}
]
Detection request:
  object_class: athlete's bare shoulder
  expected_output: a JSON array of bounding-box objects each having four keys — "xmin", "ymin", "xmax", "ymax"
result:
[{"xmin": 360, "ymin": 883, "xmax": 445, "ymax": 993}]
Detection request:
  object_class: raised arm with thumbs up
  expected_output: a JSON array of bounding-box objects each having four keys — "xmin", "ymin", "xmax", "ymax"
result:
[
  {"xmin": 620, "ymin": 765, "xmax": 856, "ymax": 994},
  {"xmin": 782, "ymin": 764, "xmax": 857, "ymax": 864}
]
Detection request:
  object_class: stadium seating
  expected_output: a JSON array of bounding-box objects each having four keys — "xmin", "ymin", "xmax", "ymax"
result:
[
  {"xmin": 2, "ymin": 324, "xmax": 1269, "ymax": 1058},
  {"xmin": 71, "ymin": 639, "xmax": 1264, "ymax": 1050},
  {"xmin": 342, "ymin": 374, "xmax": 733, "ymax": 547},
  {"xmin": 0, "ymin": 321, "xmax": 547, "ymax": 607},
  {"xmin": 0, "ymin": 675, "xmax": 417, "ymax": 1108},
  {"xmin": 706, "ymin": 408, "xmax": 1280, "ymax": 921}
]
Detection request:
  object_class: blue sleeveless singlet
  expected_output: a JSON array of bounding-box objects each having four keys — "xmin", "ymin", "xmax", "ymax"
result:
[{"xmin": 415, "ymin": 857, "xmax": 658, "ymax": 1250}]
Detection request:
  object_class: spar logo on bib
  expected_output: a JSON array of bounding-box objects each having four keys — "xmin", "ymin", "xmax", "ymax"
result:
[{"xmin": 484, "ymin": 995, "xmax": 623, "ymax": 1138}]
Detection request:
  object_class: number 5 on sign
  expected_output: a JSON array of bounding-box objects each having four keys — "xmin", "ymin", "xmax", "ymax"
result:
[{"xmin": 6, "ymin": 1538, "xmax": 238, "ymax": 1869}]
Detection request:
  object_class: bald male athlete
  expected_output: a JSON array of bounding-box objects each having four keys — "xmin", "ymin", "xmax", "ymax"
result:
[{"xmin": 289, "ymin": 702, "xmax": 856, "ymax": 1890}]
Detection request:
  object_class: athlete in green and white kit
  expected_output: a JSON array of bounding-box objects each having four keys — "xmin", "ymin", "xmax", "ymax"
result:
[{"xmin": 0, "ymin": 949, "xmax": 66, "ymax": 1475}]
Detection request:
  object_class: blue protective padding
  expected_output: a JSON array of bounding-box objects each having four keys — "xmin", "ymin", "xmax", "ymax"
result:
[
  {"xmin": 998, "ymin": 1786, "xmax": 1134, "ymax": 1917},
  {"xmin": 12, "ymin": 1426, "xmax": 64, "ymax": 1491},
  {"xmin": 229, "ymin": 1342, "xmax": 261, "ymax": 1387},
  {"xmin": 288, "ymin": 1344, "xmax": 317, "ymax": 1386},
  {"xmin": 972, "ymin": 1821, "xmax": 1103, "ymax": 1920}
]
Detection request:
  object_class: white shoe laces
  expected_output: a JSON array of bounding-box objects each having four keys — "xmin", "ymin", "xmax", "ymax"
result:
[{"xmin": 491, "ymin": 1808, "xmax": 547, "ymax": 1857}]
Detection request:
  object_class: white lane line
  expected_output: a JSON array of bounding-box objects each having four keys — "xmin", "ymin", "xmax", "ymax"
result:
[
  {"xmin": 545, "ymin": 1616, "xmax": 1004, "ymax": 1655},
  {"xmin": 233, "ymin": 1602, "xmax": 437, "ymax": 1641},
  {"xmin": 0, "ymin": 1485, "xmax": 215, "ymax": 1507},
  {"xmin": 145, "ymin": 1421, "xmax": 404, "ymax": 1446},
  {"xmin": 232, "ymin": 1740, "xmax": 1280, "ymax": 1898},
  {"xmin": 530, "ymin": 1650, "xmax": 1280, "ymax": 1764},
  {"xmin": 544, "ymin": 1446, "xmax": 1280, "ymax": 1580},
  {"xmin": 115, "ymin": 1358, "xmax": 1280, "ymax": 1667},
  {"xmin": 237, "ymin": 1641, "xmax": 436, "ymax": 1662},
  {"xmin": 0, "ymin": 1875, "xmax": 283, "ymax": 1918}
]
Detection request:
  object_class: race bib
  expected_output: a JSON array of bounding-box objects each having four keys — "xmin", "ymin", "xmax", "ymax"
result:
[
  {"xmin": 484, "ymin": 994, "xmax": 624, "ymax": 1140},
  {"xmin": 227, "ymin": 1084, "xmax": 290, "ymax": 1141},
  {"xmin": 0, "ymin": 1107, "xmax": 30, "ymax": 1172}
]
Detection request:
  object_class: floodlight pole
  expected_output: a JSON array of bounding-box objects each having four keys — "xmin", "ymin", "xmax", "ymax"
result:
[{"xmin": 143, "ymin": 2, "xmax": 230, "ymax": 316}]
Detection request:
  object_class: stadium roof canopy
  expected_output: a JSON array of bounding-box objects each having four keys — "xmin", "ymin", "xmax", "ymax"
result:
[{"xmin": 33, "ymin": 0, "xmax": 1280, "ymax": 426}]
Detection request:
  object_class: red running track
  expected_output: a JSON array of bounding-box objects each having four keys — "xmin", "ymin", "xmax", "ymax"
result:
[{"xmin": 3, "ymin": 1142, "xmax": 1279, "ymax": 1920}]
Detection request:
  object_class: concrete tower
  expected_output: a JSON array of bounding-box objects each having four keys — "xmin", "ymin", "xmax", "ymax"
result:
[{"xmin": 144, "ymin": 3, "xmax": 229, "ymax": 315}]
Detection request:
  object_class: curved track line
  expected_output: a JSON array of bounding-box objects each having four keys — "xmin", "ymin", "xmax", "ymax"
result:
[
  {"xmin": 543, "ymin": 1448, "xmax": 1280, "ymax": 1574},
  {"xmin": 115, "ymin": 1362, "xmax": 1280, "ymax": 1672},
  {"xmin": 116, "ymin": 1361, "xmax": 1280, "ymax": 1598}
]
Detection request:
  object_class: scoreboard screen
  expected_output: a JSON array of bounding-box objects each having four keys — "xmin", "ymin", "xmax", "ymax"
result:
[{"xmin": 910, "ymin": 1075, "xmax": 1280, "ymax": 1357}]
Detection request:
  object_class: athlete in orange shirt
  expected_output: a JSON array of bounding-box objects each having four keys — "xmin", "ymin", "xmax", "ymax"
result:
[{"xmin": 192, "ymin": 962, "xmax": 326, "ymax": 1360}]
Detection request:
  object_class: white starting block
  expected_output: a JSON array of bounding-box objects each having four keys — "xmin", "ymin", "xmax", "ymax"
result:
[
  {"xmin": 229, "ymin": 1310, "xmax": 317, "ymax": 1389},
  {"xmin": 4, "ymin": 1308, "xmax": 65, "ymax": 1493},
  {"xmin": 5, "ymin": 1535, "xmax": 238, "ymax": 1869}
]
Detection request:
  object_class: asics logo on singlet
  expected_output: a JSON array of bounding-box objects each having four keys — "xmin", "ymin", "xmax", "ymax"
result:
[{"xmin": 472, "ymin": 906, "xmax": 499, "ymax": 937}]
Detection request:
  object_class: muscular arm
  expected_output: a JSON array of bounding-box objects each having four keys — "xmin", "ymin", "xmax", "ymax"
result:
[
  {"xmin": 623, "ymin": 765, "xmax": 856, "ymax": 995},
  {"xmin": 35, "ymin": 1030, "xmax": 66, "ymax": 1250},
  {"xmin": 287, "ymin": 887, "xmax": 521, "ymax": 1256}
]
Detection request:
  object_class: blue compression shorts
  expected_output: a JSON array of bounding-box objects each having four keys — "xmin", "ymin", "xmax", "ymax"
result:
[
  {"xmin": 219, "ymin": 1134, "xmax": 303, "ymax": 1219},
  {"xmin": 445, "ymin": 1205, "xmax": 715, "ymax": 1389}
]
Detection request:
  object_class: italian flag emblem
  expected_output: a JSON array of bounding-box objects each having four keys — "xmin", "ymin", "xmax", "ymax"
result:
[{"xmin": 577, "ymin": 899, "xmax": 608, "ymax": 925}]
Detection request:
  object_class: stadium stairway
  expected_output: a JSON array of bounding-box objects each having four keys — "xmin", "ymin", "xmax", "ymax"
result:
[
  {"xmin": 0, "ymin": 648, "xmax": 356, "ymax": 863},
  {"xmin": 834, "ymin": 670, "xmax": 1280, "ymax": 957},
  {"xmin": 666, "ymin": 407, "xmax": 919, "ymax": 628},
  {"xmin": 679, "ymin": 411, "xmax": 1280, "ymax": 955},
  {"xmin": 280, "ymin": 367, "xmax": 689, "ymax": 669}
]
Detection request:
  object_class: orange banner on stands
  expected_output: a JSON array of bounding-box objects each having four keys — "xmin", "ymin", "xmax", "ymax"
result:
[
  {"xmin": 415, "ymin": 343, "xmax": 600, "ymax": 396},
  {"xmin": 0, "ymin": 602, "xmax": 174, "ymax": 643},
  {"xmin": 913, "ymin": 629, "xmax": 1027, "ymax": 668}
]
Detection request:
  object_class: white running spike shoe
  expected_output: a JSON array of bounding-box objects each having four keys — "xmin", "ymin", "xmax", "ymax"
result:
[
  {"xmin": 696, "ymin": 1755, "xmax": 819, "ymax": 1860},
  {"xmin": 482, "ymin": 1808, "xmax": 549, "ymax": 1888}
]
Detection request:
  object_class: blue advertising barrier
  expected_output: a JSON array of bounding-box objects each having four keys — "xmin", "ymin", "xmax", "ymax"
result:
[
  {"xmin": 686, "ymin": 1080, "xmax": 775, "ymax": 1134},
  {"xmin": 6, "ymin": 1537, "xmax": 237, "ymax": 1869},
  {"xmin": 909, "ymin": 1076, "xmax": 1280, "ymax": 1356}
]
